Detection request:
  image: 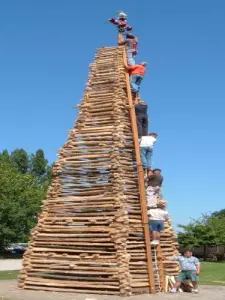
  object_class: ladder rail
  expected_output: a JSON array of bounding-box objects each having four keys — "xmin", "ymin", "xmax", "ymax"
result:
[
  {"xmin": 122, "ymin": 47, "xmax": 156, "ymax": 294},
  {"xmin": 156, "ymin": 244, "xmax": 166, "ymax": 292}
]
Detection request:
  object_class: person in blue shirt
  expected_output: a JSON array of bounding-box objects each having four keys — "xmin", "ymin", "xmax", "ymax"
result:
[{"xmin": 169, "ymin": 250, "xmax": 201, "ymax": 294}]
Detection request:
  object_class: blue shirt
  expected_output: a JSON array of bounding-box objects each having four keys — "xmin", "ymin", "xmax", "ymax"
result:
[{"xmin": 172, "ymin": 256, "xmax": 200, "ymax": 271}]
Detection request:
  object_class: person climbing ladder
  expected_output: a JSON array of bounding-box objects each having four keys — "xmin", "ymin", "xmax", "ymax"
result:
[
  {"xmin": 124, "ymin": 62, "xmax": 147, "ymax": 101},
  {"xmin": 118, "ymin": 33, "xmax": 138, "ymax": 66},
  {"xmin": 135, "ymin": 101, "xmax": 148, "ymax": 137},
  {"xmin": 148, "ymin": 202, "xmax": 169, "ymax": 245}
]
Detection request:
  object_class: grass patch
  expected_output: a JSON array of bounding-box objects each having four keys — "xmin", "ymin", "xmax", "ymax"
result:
[
  {"xmin": 0, "ymin": 270, "xmax": 19, "ymax": 280},
  {"xmin": 0, "ymin": 262, "xmax": 224, "ymax": 286},
  {"xmin": 200, "ymin": 262, "xmax": 225, "ymax": 285}
]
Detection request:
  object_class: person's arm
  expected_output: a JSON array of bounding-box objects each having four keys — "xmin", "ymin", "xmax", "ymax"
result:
[
  {"xmin": 164, "ymin": 211, "xmax": 169, "ymax": 222},
  {"xmin": 147, "ymin": 174, "xmax": 155, "ymax": 180},
  {"xmin": 125, "ymin": 65, "xmax": 137, "ymax": 71},
  {"xmin": 109, "ymin": 18, "xmax": 118, "ymax": 25},
  {"xmin": 195, "ymin": 258, "xmax": 201, "ymax": 275},
  {"xmin": 163, "ymin": 256, "xmax": 180, "ymax": 264},
  {"xmin": 147, "ymin": 174, "xmax": 155, "ymax": 185},
  {"xmin": 152, "ymin": 138, "xmax": 157, "ymax": 146}
]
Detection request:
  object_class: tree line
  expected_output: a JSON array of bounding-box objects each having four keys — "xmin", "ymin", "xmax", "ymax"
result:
[
  {"xmin": 178, "ymin": 209, "xmax": 225, "ymax": 260},
  {"xmin": 0, "ymin": 149, "xmax": 52, "ymax": 252}
]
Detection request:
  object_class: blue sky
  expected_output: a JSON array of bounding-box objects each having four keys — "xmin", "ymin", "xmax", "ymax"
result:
[{"xmin": 1, "ymin": 0, "xmax": 225, "ymax": 229}]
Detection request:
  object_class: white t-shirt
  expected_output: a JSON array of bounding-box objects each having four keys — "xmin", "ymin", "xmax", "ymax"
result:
[
  {"xmin": 147, "ymin": 208, "xmax": 169, "ymax": 221},
  {"xmin": 140, "ymin": 136, "xmax": 156, "ymax": 148}
]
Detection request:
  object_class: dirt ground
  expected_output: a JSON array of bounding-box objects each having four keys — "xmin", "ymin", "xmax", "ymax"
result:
[{"xmin": 0, "ymin": 281, "xmax": 225, "ymax": 300}]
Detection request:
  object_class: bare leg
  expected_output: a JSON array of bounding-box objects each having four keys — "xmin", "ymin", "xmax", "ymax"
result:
[
  {"xmin": 152, "ymin": 231, "xmax": 157, "ymax": 241},
  {"xmin": 192, "ymin": 281, "xmax": 198, "ymax": 290},
  {"xmin": 173, "ymin": 281, "xmax": 182, "ymax": 290},
  {"xmin": 133, "ymin": 93, "xmax": 138, "ymax": 104},
  {"xmin": 156, "ymin": 231, "xmax": 161, "ymax": 241},
  {"xmin": 117, "ymin": 33, "xmax": 124, "ymax": 45}
]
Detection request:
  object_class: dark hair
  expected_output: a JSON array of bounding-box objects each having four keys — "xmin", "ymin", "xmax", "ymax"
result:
[
  {"xmin": 183, "ymin": 249, "xmax": 193, "ymax": 254},
  {"xmin": 149, "ymin": 133, "xmax": 158, "ymax": 136},
  {"xmin": 153, "ymin": 168, "xmax": 162, "ymax": 172}
]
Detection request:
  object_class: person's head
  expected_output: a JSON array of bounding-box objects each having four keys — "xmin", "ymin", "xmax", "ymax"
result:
[
  {"xmin": 183, "ymin": 250, "xmax": 193, "ymax": 258},
  {"xmin": 157, "ymin": 202, "xmax": 166, "ymax": 209},
  {"xmin": 153, "ymin": 168, "xmax": 162, "ymax": 175},
  {"xmin": 119, "ymin": 12, "xmax": 127, "ymax": 20},
  {"xmin": 126, "ymin": 33, "xmax": 135, "ymax": 39},
  {"xmin": 149, "ymin": 132, "xmax": 158, "ymax": 138},
  {"xmin": 140, "ymin": 62, "xmax": 148, "ymax": 67}
]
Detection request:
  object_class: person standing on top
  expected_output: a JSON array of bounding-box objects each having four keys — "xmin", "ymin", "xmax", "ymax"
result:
[
  {"xmin": 140, "ymin": 133, "xmax": 158, "ymax": 176},
  {"xmin": 125, "ymin": 62, "xmax": 147, "ymax": 98},
  {"xmin": 118, "ymin": 33, "xmax": 138, "ymax": 66},
  {"xmin": 109, "ymin": 11, "xmax": 132, "ymax": 34},
  {"xmin": 135, "ymin": 101, "xmax": 148, "ymax": 137},
  {"xmin": 146, "ymin": 168, "xmax": 163, "ymax": 208},
  {"xmin": 148, "ymin": 202, "xmax": 169, "ymax": 245}
]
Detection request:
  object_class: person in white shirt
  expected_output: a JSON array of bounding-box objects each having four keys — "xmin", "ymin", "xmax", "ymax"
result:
[
  {"xmin": 148, "ymin": 202, "xmax": 169, "ymax": 245},
  {"xmin": 140, "ymin": 133, "xmax": 158, "ymax": 176}
]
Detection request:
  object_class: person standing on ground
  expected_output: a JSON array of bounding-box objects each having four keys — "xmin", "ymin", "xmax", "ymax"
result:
[
  {"xmin": 135, "ymin": 101, "xmax": 148, "ymax": 137},
  {"xmin": 169, "ymin": 250, "xmax": 200, "ymax": 294},
  {"xmin": 118, "ymin": 33, "xmax": 138, "ymax": 66},
  {"xmin": 146, "ymin": 168, "xmax": 163, "ymax": 207},
  {"xmin": 140, "ymin": 133, "xmax": 158, "ymax": 176},
  {"xmin": 148, "ymin": 202, "xmax": 169, "ymax": 245},
  {"xmin": 124, "ymin": 62, "xmax": 147, "ymax": 99}
]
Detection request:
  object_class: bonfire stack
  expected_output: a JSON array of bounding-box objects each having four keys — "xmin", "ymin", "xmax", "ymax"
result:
[{"xmin": 18, "ymin": 46, "xmax": 179, "ymax": 296}]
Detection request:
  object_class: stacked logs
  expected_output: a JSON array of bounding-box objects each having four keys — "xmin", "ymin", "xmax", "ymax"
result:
[
  {"xmin": 18, "ymin": 46, "xmax": 148, "ymax": 296},
  {"xmin": 18, "ymin": 46, "xmax": 180, "ymax": 296}
]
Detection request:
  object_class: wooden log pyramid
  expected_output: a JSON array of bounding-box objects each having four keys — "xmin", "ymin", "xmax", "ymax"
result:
[{"xmin": 18, "ymin": 46, "xmax": 179, "ymax": 296}]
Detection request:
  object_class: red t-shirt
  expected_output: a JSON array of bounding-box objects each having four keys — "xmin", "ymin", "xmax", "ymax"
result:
[{"xmin": 128, "ymin": 65, "xmax": 146, "ymax": 76}]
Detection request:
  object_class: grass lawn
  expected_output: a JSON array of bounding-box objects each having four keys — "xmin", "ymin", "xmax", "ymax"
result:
[
  {"xmin": 0, "ymin": 270, "xmax": 19, "ymax": 280},
  {"xmin": 0, "ymin": 262, "xmax": 224, "ymax": 286},
  {"xmin": 200, "ymin": 262, "xmax": 225, "ymax": 285}
]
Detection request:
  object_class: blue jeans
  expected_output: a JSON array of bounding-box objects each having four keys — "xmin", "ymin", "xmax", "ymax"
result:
[
  {"xmin": 130, "ymin": 75, "xmax": 143, "ymax": 93},
  {"xmin": 126, "ymin": 50, "xmax": 136, "ymax": 66},
  {"xmin": 140, "ymin": 146, "xmax": 152, "ymax": 169}
]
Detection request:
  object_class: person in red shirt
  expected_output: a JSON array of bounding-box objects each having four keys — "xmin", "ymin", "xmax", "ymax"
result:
[{"xmin": 125, "ymin": 62, "xmax": 147, "ymax": 96}]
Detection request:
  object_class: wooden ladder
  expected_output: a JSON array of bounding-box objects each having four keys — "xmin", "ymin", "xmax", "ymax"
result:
[
  {"xmin": 123, "ymin": 48, "xmax": 165, "ymax": 293},
  {"xmin": 151, "ymin": 244, "xmax": 165, "ymax": 292}
]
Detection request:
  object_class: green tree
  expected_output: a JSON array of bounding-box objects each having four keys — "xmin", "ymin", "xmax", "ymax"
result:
[
  {"xmin": 178, "ymin": 212, "xmax": 225, "ymax": 260},
  {"xmin": 0, "ymin": 160, "xmax": 45, "ymax": 251},
  {"xmin": 211, "ymin": 209, "xmax": 225, "ymax": 218},
  {"xmin": 10, "ymin": 149, "xmax": 29, "ymax": 174},
  {"xmin": 0, "ymin": 149, "xmax": 10, "ymax": 162},
  {"xmin": 31, "ymin": 149, "xmax": 48, "ymax": 176}
]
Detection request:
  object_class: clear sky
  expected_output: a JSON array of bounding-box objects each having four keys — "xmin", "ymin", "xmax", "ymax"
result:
[{"xmin": 1, "ymin": 0, "xmax": 225, "ymax": 229}]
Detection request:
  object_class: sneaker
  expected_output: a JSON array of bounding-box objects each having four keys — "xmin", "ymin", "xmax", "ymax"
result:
[
  {"xmin": 192, "ymin": 289, "xmax": 199, "ymax": 294},
  {"xmin": 151, "ymin": 240, "xmax": 159, "ymax": 245},
  {"xmin": 169, "ymin": 289, "xmax": 177, "ymax": 293}
]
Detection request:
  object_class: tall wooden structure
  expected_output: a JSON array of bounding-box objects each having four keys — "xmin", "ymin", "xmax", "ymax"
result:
[{"xmin": 18, "ymin": 46, "xmax": 179, "ymax": 296}]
